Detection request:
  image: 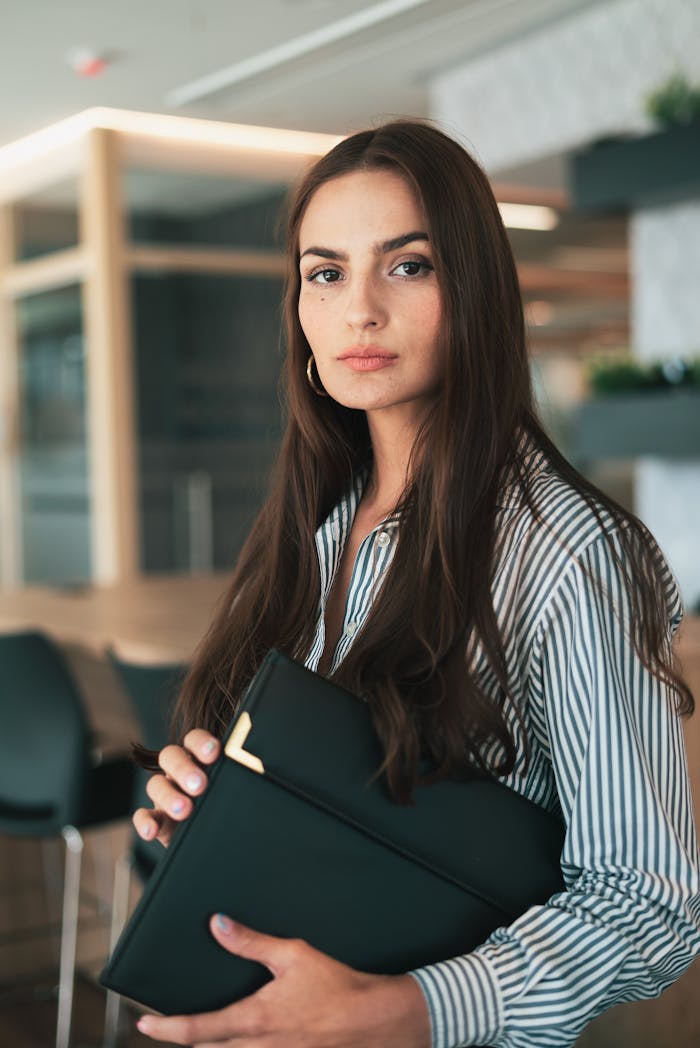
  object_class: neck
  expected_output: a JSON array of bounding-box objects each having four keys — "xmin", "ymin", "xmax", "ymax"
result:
[{"xmin": 364, "ymin": 406, "xmax": 423, "ymax": 516}]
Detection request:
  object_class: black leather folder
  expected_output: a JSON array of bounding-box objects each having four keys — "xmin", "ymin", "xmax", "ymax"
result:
[{"xmin": 100, "ymin": 649, "xmax": 565, "ymax": 1015}]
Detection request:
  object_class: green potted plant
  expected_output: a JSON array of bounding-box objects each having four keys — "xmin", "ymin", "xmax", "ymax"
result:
[
  {"xmin": 645, "ymin": 72, "xmax": 700, "ymax": 129},
  {"xmin": 570, "ymin": 72, "xmax": 700, "ymax": 211},
  {"xmin": 572, "ymin": 355, "xmax": 700, "ymax": 460}
]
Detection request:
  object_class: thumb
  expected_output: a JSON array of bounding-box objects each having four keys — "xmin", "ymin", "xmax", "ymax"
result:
[{"xmin": 209, "ymin": 914, "xmax": 293, "ymax": 976}]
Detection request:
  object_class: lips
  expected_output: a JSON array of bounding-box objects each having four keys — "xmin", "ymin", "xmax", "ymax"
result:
[
  {"xmin": 337, "ymin": 349, "xmax": 398, "ymax": 372},
  {"xmin": 338, "ymin": 345, "xmax": 398, "ymax": 361}
]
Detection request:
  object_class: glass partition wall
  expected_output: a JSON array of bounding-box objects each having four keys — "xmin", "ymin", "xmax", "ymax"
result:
[
  {"xmin": 0, "ymin": 111, "xmax": 336, "ymax": 586},
  {"xmin": 127, "ymin": 172, "xmax": 288, "ymax": 574},
  {"xmin": 132, "ymin": 267, "xmax": 285, "ymax": 574},
  {"xmin": 17, "ymin": 284, "xmax": 90, "ymax": 583}
]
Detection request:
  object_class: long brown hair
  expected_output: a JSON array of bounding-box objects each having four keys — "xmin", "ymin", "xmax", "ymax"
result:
[{"xmin": 164, "ymin": 119, "xmax": 693, "ymax": 802}]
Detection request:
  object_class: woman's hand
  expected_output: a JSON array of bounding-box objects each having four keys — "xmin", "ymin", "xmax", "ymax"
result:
[
  {"xmin": 132, "ymin": 729, "xmax": 220, "ymax": 848},
  {"xmin": 135, "ymin": 915, "xmax": 432, "ymax": 1047}
]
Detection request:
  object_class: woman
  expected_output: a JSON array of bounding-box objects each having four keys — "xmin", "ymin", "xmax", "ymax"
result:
[{"xmin": 133, "ymin": 120, "xmax": 700, "ymax": 1047}]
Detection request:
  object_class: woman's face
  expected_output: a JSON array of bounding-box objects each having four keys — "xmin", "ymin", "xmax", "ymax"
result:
[{"xmin": 297, "ymin": 169, "xmax": 442, "ymax": 423}]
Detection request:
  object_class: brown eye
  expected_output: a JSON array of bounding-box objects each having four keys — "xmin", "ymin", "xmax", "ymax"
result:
[
  {"xmin": 392, "ymin": 260, "xmax": 433, "ymax": 278},
  {"xmin": 309, "ymin": 268, "xmax": 342, "ymax": 284}
]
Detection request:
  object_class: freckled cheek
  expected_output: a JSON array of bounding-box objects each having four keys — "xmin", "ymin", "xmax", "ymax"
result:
[
  {"xmin": 421, "ymin": 293, "xmax": 442, "ymax": 341},
  {"xmin": 298, "ymin": 299, "xmax": 315, "ymax": 342},
  {"xmin": 420, "ymin": 296, "xmax": 443, "ymax": 378},
  {"xmin": 424, "ymin": 292, "xmax": 442, "ymax": 327},
  {"xmin": 298, "ymin": 298, "xmax": 335, "ymax": 351}
]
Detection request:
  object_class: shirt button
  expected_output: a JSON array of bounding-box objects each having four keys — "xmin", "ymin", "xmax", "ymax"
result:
[
  {"xmin": 344, "ymin": 621, "xmax": 358, "ymax": 638},
  {"xmin": 331, "ymin": 523, "xmax": 340, "ymax": 541},
  {"xmin": 377, "ymin": 531, "xmax": 390, "ymax": 548}
]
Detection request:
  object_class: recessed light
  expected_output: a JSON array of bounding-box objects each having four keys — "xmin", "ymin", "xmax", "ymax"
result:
[{"xmin": 498, "ymin": 202, "xmax": 559, "ymax": 231}]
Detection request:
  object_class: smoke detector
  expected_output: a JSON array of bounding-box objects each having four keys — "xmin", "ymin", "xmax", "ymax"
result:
[{"xmin": 68, "ymin": 48, "xmax": 109, "ymax": 78}]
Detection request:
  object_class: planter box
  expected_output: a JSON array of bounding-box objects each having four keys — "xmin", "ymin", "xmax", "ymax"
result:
[
  {"xmin": 570, "ymin": 123, "xmax": 700, "ymax": 212},
  {"xmin": 572, "ymin": 391, "xmax": 700, "ymax": 460}
]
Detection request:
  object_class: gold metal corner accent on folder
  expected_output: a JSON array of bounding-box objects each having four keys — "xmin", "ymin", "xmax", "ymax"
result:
[{"xmin": 224, "ymin": 711, "xmax": 265, "ymax": 774}]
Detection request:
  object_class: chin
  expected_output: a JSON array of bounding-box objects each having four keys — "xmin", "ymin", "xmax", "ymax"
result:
[{"xmin": 328, "ymin": 391, "xmax": 397, "ymax": 412}]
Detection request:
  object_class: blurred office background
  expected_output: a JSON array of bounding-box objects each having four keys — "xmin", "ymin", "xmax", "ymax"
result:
[{"xmin": 0, "ymin": 1, "xmax": 699, "ymax": 1045}]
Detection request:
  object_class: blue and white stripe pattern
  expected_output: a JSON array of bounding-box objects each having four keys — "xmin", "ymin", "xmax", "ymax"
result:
[
  {"xmin": 306, "ymin": 468, "xmax": 399, "ymax": 675},
  {"xmin": 304, "ymin": 443, "xmax": 700, "ymax": 1047}
]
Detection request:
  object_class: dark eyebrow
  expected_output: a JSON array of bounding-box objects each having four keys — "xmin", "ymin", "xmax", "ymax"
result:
[
  {"xmin": 299, "ymin": 245, "xmax": 345, "ymax": 262},
  {"xmin": 381, "ymin": 231, "xmax": 430, "ymax": 253},
  {"xmin": 299, "ymin": 231, "xmax": 430, "ymax": 262}
]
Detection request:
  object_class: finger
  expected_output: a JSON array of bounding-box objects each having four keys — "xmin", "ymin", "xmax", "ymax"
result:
[
  {"xmin": 159, "ymin": 745, "xmax": 209, "ymax": 797},
  {"xmin": 183, "ymin": 729, "xmax": 221, "ymax": 764},
  {"xmin": 209, "ymin": 914, "xmax": 301, "ymax": 977},
  {"xmin": 137, "ymin": 998, "xmax": 262, "ymax": 1045},
  {"xmin": 195, "ymin": 1040, "xmax": 248, "ymax": 1047},
  {"xmin": 146, "ymin": 772, "xmax": 193, "ymax": 821},
  {"xmin": 132, "ymin": 807, "xmax": 173, "ymax": 847},
  {"xmin": 194, "ymin": 1041, "xmax": 238, "ymax": 1048}
]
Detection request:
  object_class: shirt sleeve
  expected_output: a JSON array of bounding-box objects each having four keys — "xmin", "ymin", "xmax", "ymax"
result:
[{"xmin": 409, "ymin": 530, "xmax": 700, "ymax": 1048}]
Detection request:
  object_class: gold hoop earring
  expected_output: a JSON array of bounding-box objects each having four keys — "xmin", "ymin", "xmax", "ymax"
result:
[{"xmin": 306, "ymin": 354, "xmax": 329, "ymax": 397}]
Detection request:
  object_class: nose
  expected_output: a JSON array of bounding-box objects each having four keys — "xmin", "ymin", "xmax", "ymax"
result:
[{"xmin": 344, "ymin": 273, "xmax": 387, "ymax": 331}]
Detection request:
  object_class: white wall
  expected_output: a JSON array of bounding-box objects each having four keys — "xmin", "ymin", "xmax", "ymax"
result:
[{"xmin": 430, "ymin": 0, "xmax": 700, "ymax": 173}]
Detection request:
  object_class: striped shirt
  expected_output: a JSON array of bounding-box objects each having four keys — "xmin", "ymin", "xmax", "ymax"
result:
[{"xmin": 303, "ymin": 443, "xmax": 700, "ymax": 1047}]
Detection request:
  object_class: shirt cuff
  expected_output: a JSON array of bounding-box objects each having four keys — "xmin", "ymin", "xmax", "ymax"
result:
[{"xmin": 409, "ymin": 951, "xmax": 503, "ymax": 1048}]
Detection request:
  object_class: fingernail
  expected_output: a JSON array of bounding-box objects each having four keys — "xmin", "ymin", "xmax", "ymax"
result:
[
  {"xmin": 215, "ymin": 913, "xmax": 234, "ymax": 934},
  {"xmin": 142, "ymin": 822, "xmax": 154, "ymax": 839},
  {"xmin": 137, "ymin": 1015, "xmax": 151, "ymax": 1032},
  {"xmin": 185, "ymin": 773, "xmax": 203, "ymax": 791},
  {"xmin": 171, "ymin": 798, "xmax": 185, "ymax": 814},
  {"xmin": 203, "ymin": 740, "xmax": 216, "ymax": 756}
]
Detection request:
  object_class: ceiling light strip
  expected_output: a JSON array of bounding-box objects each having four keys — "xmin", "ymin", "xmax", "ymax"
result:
[
  {"xmin": 0, "ymin": 111, "xmax": 93, "ymax": 172},
  {"xmin": 0, "ymin": 107, "xmax": 341, "ymax": 184},
  {"xmin": 95, "ymin": 108, "xmax": 341, "ymax": 155},
  {"xmin": 165, "ymin": 0, "xmax": 431, "ymax": 107},
  {"xmin": 498, "ymin": 202, "xmax": 559, "ymax": 231}
]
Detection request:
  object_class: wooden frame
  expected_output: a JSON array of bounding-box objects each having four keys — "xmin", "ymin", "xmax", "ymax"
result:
[
  {"xmin": 128, "ymin": 244, "xmax": 285, "ymax": 277},
  {"xmin": 80, "ymin": 128, "xmax": 139, "ymax": 582}
]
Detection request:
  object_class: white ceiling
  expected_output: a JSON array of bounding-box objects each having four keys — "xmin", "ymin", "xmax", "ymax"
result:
[{"xmin": 2, "ymin": 0, "xmax": 601, "ymax": 172}]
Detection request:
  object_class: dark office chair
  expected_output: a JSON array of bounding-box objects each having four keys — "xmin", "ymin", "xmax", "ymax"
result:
[
  {"xmin": 102, "ymin": 652, "xmax": 185, "ymax": 1047},
  {"xmin": 107, "ymin": 652, "xmax": 185, "ymax": 877},
  {"xmin": 0, "ymin": 630, "xmax": 135, "ymax": 1048}
]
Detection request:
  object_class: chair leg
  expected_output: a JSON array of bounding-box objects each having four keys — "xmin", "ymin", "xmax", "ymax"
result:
[
  {"xmin": 102, "ymin": 851, "xmax": 133, "ymax": 1048},
  {"xmin": 56, "ymin": 826, "xmax": 83, "ymax": 1048},
  {"xmin": 92, "ymin": 826, "xmax": 115, "ymax": 923}
]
